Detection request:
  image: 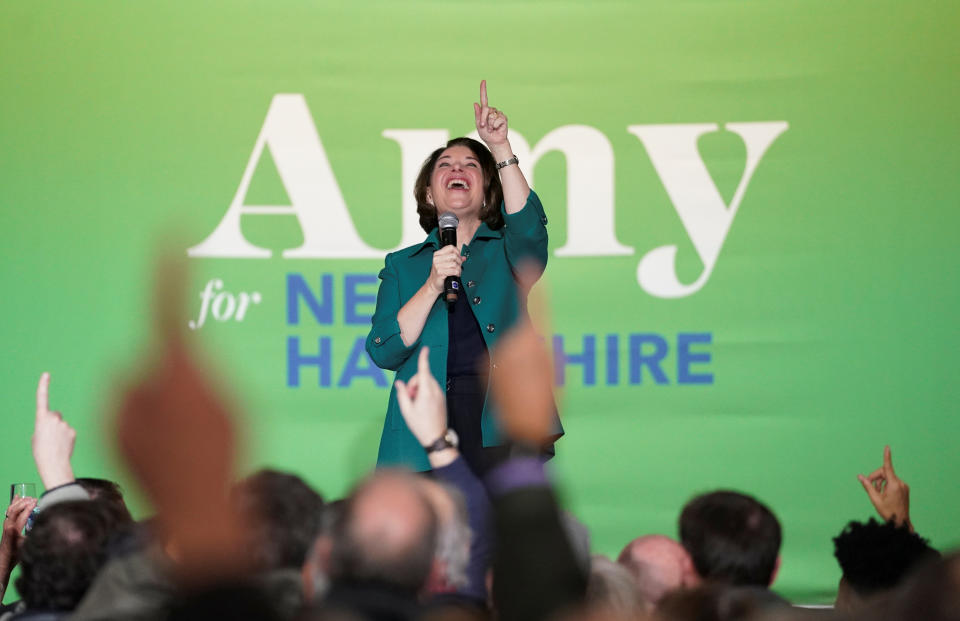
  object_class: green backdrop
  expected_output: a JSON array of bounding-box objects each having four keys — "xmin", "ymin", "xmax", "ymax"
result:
[{"xmin": 2, "ymin": 0, "xmax": 958, "ymax": 603}]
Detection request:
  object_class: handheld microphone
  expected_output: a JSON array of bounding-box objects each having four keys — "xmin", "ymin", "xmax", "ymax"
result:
[{"xmin": 438, "ymin": 212, "xmax": 460, "ymax": 308}]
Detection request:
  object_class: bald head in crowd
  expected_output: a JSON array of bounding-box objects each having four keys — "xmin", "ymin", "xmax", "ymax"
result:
[
  {"xmin": 329, "ymin": 470, "xmax": 438, "ymax": 595},
  {"xmin": 618, "ymin": 535, "xmax": 699, "ymax": 610}
]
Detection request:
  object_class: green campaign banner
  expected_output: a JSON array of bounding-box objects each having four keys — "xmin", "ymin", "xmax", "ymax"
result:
[{"xmin": 1, "ymin": 0, "xmax": 957, "ymax": 602}]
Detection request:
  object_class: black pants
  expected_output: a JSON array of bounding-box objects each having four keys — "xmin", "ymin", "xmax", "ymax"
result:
[
  {"xmin": 446, "ymin": 374, "xmax": 558, "ymax": 479},
  {"xmin": 445, "ymin": 374, "xmax": 511, "ymax": 478}
]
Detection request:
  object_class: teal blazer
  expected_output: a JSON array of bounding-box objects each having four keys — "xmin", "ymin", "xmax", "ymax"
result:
[{"xmin": 366, "ymin": 190, "xmax": 562, "ymax": 471}]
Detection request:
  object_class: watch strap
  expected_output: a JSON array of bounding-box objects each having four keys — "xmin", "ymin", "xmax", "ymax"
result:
[
  {"xmin": 424, "ymin": 429, "xmax": 457, "ymax": 454},
  {"xmin": 496, "ymin": 155, "xmax": 519, "ymax": 170}
]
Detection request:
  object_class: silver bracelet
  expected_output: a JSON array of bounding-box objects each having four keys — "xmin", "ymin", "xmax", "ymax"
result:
[{"xmin": 496, "ymin": 155, "xmax": 519, "ymax": 170}]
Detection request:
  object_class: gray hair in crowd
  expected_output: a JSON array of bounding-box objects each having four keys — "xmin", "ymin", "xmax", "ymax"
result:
[
  {"xmin": 430, "ymin": 481, "xmax": 472, "ymax": 589},
  {"xmin": 586, "ymin": 554, "xmax": 648, "ymax": 617}
]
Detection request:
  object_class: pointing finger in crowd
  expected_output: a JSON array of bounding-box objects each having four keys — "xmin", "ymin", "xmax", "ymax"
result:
[
  {"xmin": 883, "ymin": 445, "xmax": 895, "ymax": 478},
  {"xmin": 153, "ymin": 249, "xmax": 189, "ymax": 346},
  {"xmin": 36, "ymin": 372, "xmax": 51, "ymax": 419},
  {"xmin": 417, "ymin": 347, "xmax": 431, "ymax": 378}
]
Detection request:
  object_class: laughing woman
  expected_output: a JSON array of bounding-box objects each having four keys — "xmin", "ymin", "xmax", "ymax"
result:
[{"xmin": 365, "ymin": 81, "xmax": 562, "ymax": 476}]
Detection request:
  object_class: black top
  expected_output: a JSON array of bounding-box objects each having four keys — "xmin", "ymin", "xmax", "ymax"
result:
[{"xmin": 446, "ymin": 278, "xmax": 489, "ymax": 378}]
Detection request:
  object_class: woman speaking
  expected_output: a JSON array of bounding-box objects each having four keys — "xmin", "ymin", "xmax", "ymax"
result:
[{"xmin": 366, "ymin": 81, "xmax": 562, "ymax": 476}]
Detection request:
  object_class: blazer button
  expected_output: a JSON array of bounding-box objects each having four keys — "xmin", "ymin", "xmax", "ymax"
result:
[
  {"xmin": 486, "ymin": 323, "xmax": 495, "ymax": 333},
  {"xmin": 373, "ymin": 336, "xmax": 382, "ymax": 344},
  {"xmin": 473, "ymin": 296, "xmax": 481, "ymax": 305},
  {"xmin": 467, "ymin": 280, "xmax": 476, "ymax": 287}
]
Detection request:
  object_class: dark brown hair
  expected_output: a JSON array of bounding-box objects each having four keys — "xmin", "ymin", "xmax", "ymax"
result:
[{"xmin": 414, "ymin": 137, "xmax": 504, "ymax": 234}]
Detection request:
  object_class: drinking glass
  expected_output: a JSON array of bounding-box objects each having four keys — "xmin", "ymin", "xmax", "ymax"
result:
[{"xmin": 10, "ymin": 483, "xmax": 36, "ymax": 502}]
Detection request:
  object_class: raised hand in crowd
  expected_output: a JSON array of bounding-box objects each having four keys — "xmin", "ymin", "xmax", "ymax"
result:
[
  {"xmin": 484, "ymin": 264, "xmax": 588, "ymax": 621},
  {"xmin": 394, "ymin": 347, "xmax": 458, "ymax": 469},
  {"xmin": 0, "ymin": 495, "xmax": 38, "ymax": 600},
  {"xmin": 114, "ymin": 253, "xmax": 250, "ymax": 585},
  {"xmin": 489, "ymin": 262, "xmax": 556, "ymax": 448},
  {"xmin": 858, "ymin": 445, "xmax": 912, "ymax": 531},
  {"xmin": 33, "ymin": 372, "xmax": 77, "ymax": 491}
]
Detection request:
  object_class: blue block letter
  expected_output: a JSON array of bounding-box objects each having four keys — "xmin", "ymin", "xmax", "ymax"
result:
[
  {"xmin": 287, "ymin": 274, "xmax": 333, "ymax": 325},
  {"xmin": 287, "ymin": 336, "xmax": 332, "ymax": 387},
  {"xmin": 605, "ymin": 334, "xmax": 620, "ymax": 386},
  {"xmin": 677, "ymin": 332, "xmax": 713, "ymax": 384},
  {"xmin": 552, "ymin": 334, "xmax": 596, "ymax": 386},
  {"xmin": 344, "ymin": 274, "xmax": 378, "ymax": 325},
  {"xmin": 629, "ymin": 334, "xmax": 669, "ymax": 385},
  {"xmin": 338, "ymin": 336, "xmax": 389, "ymax": 388}
]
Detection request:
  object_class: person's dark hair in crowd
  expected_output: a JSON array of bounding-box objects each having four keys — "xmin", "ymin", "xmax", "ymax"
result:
[
  {"xmin": 655, "ymin": 583, "xmax": 790, "ymax": 621},
  {"xmin": 75, "ymin": 477, "xmax": 135, "ymax": 528},
  {"xmin": 679, "ymin": 490, "xmax": 782, "ymax": 587},
  {"xmin": 75, "ymin": 477, "xmax": 145, "ymax": 559},
  {"xmin": 328, "ymin": 470, "xmax": 438, "ymax": 596},
  {"xmin": 832, "ymin": 517, "xmax": 939, "ymax": 611},
  {"xmin": 232, "ymin": 469, "xmax": 325, "ymax": 571},
  {"xmin": 230, "ymin": 470, "xmax": 326, "ymax": 620},
  {"xmin": 15, "ymin": 500, "xmax": 115, "ymax": 613}
]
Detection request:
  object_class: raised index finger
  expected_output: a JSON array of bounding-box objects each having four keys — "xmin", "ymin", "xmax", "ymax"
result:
[
  {"xmin": 883, "ymin": 445, "xmax": 894, "ymax": 476},
  {"xmin": 154, "ymin": 252, "xmax": 188, "ymax": 343},
  {"xmin": 36, "ymin": 372, "xmax": 50, "ymax": 417},
  {"xmin": 480, "ymin": 80, "xmax": 488, "ymax": 107},
  {"xmin": 417, "ymin": 346, "xmax": 431, "ymax": 378}
]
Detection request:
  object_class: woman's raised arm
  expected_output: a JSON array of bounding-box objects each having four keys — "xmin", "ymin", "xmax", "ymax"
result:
[{"xmin": 475, "ymin": 80, "xmax": 530, "ymax": 214}]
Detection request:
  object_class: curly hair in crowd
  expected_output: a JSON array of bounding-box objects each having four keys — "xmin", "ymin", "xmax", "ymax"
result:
[
  {"xmin": 833, "ymin": 518, "xmax": 939, "ymax": 596},
  {"xmin": 15, "ymin": 500, "xmax": 115, "ymax": 611}
]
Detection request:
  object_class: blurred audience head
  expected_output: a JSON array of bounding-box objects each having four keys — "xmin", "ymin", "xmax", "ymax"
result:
[
  {"xmin": 302, "ymin": 498, "xmax": 343, "ymax": 604},
  {"xmin": 655, "ymin": 583, "xmax": 790, "ymax": 621},
  {"xmin": 881, "ymin": 551, "xmax": 960, "ymax": 621},
  {"xmin": 586, "ymin": 554, "xmax": 646, "ymax": 618},
  {"xmin": 561, "ymin": 510, "xmax": 594, "ymax": 575},
  {"xmin": 15, "ymin": 500, "xmax": 116, "ymax": 611},
  {"xmin": 75, "ymin": 477, "xmax": 134, "ymax": 528},
  {"xmin": 418, "ymin": 478, "xmax": 471, "ymax": 592},
  {"xmin": 618, "ymin": 534, "xmax": 700, "ymax": 610},
  {"xmin": 833, "ymin": 517, "xmax": 939, "ymax": 612},
  {"xmin": 232, "ymin": 468, "xmax": 325, "ymax": 572},
  {"xmin": 328, "ymin": 469, "xmax": 438, "ymax": 595},
  {"xmin": 679, "ymin": 490, "xmax": 782, "ymax": 587}
]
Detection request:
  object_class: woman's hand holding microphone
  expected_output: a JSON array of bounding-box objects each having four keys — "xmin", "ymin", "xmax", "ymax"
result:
[{"xmin": 427, "ymin": 245, "xmax": 465, "ymax": 297}]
